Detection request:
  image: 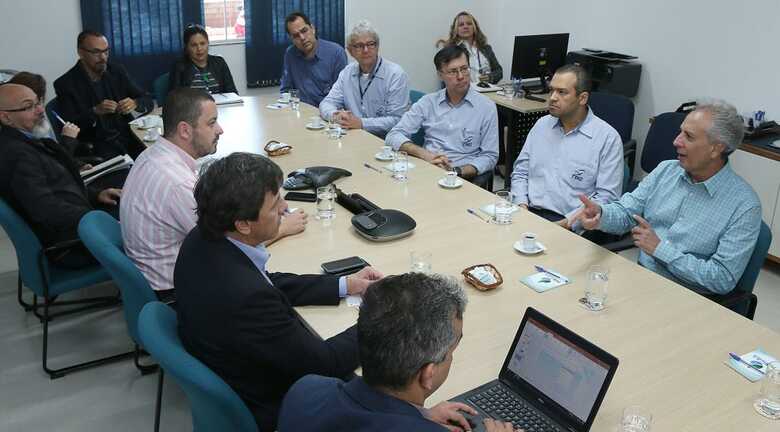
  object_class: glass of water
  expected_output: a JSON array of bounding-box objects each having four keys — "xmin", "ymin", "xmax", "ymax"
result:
[
  {"xmin": 755, "ymin": 361, "xmax": 780, "ymax": 419},
  {"xmin": 392, "ymin": 151, "xmax": 408, "ymax": 181},
  {"xmin": 494, "ymin": 191, "xmax": 513, "ymax": 225},
  {"xmin": 289, "ymin": 88, "xmax": 300, "ymax": 111},
  {"xmin": 315, "ymin": 184, "xmax": 336, "ymax": 220},
  {"xmin": 585, "ymin": 265, "xmax": 609, "ymax": 311},
  {"xmin": 621, "ymin": 405, "xmax": 652, "ymax": 432},
  {"xmin": 410, "ymin": 251, "xmax": 432, "ymax": 273}
]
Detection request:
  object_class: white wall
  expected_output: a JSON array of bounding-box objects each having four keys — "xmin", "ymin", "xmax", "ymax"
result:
[{"xmin": 2, "ymin": 0, "xmax": 780, "ymax": 172}]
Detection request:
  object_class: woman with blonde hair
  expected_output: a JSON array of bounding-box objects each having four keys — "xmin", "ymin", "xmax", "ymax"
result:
[{"xmin": 438, "ymin": 11, "xmax": 503, "ymax": 84}]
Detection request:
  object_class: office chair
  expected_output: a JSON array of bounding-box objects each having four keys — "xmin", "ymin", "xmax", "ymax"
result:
[
  {"xmin": 153, "ymin": 73, "xmax": 170, "ymax": 106},
  {"xmin": 588, "ymin": 92, "xmax": 637, "ymax": 184},
  {"xmin": 0, "ymin": 198, "xmax": 133, "ymax": 379},
  {"xmin": 707, "ymin": 221, "xmax": 772, "ymax": 320},
  {"xmin": 602, "ymin": 110, "xmax": 687, "ymax": 252},
  {"xmin": 409, "ymin": 89, "xmax": 426, "ymax": 146},
  {"xmin": 78, "ymin": 210, "xmax": 159, "ymax": 374},
  {"xmin": 138, "ymin": 302, "xmax": 258, "ymax": 432}
]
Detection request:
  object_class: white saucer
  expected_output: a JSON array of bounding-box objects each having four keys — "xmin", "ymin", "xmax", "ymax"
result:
[
  {"xmin": 513, "ymin": 241, "xmax": 546, "ymax": 255},
  {"xmin": 438, "ymin": 178, "xmax": 463, "ymax": 189},
  {"xmin": 305, "ymin": 123, "xmax": 326, "ymax": 130},
  {"xmin": 374, "ymin": 152, "xmax": 394, "ymax": 161},
  {"xmin": 385, "ymin": 161, "xmax": 416, "ymax": 170}
]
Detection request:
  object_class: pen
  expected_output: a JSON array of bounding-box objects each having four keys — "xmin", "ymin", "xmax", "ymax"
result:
[
  {"xmin": 51, "ymin": 110, "xmax": 66, "ymax": 126},
  {"xmin": 729, "ymin": 352, "xmax": 765, "ymax": 374},
  {"xmin": 467, "ymin": 208, "xmax": 490, "ymax": 223},
  {"xmin": 363, "ymin": 162, "xmax": 382, "ymax": 173},
  {"xmin": 534, "ymin": 265, "xmax": 567, "ymax": 283}
]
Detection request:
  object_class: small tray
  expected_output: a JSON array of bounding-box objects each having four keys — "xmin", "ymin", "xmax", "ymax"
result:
[{"xmin": 461, "ymin": 263, "xmax": 503, "ymax": 291}]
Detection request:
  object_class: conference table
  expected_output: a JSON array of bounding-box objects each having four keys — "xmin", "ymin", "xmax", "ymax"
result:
[{"xmin": 135, "ymin": 95, "xmax": 780, "ymax": 431}]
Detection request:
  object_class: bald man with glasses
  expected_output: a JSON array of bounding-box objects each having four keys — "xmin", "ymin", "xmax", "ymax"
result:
[
  {"xmin": 0, "ymin": 84, "xmax": 121, "ymax": 268},
  {"xmin": 54, "ymin": 29, "xmax": 152, "ymax": 159}
]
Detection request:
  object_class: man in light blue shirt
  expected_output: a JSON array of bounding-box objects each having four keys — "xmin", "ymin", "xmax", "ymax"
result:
[
  {"xmin": 385, "ymin": 44, "xmax": 498, "ymax": 189},
  {"xmin": 511, "ymin": 64, "xmax": 623, "ymax": 235},
  {"xmin": 280, "ymin": 12, "xmax": 348, "ymax": 107},
  {"xmin": 578, "ymin": 100, "xmax": 762, "ymax": 295},
  {"xmin": 319, "ymin": 21, "xmax": 409, "ymax": 139}
]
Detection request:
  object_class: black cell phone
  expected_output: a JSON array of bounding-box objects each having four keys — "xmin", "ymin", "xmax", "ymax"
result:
[
  {"xmin": 284, "ymin": 191, "xmax": 317, "ymax": 202},
  {"xmin": 321, "ymin": 256, "xmax": 369, "ymax": 276}
]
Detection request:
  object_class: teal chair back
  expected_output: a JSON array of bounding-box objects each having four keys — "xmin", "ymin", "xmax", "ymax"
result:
[
  {"xmin": 78, "ymin": 211, "xmax": 157, "ymax": 343},
  {"xmin": 409, "ymin": 89, "xmax": 426, "ymax": 146},
  {"xmin": 138, "ymin": 302, "xmax": 258, "ymax": 432},
  {"xmin": 0, "ymin": 198, "xmax": 110, "ymax": 297},
  {"xmin": 736, "ymin": 221, "xmax": 772, "ymax": 294},
  {"xmin": 153, "ymin": 73, "xmax": 170, "ymax": 105}
]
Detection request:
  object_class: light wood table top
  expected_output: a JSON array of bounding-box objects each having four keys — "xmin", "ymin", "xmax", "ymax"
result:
[
  {"xmin": 486, "ymin": 91, "xmax": 549, "ymax": 113},
  {"xmin": 142, "ymin": 96, "xmax": 780, "ymax": 431}
]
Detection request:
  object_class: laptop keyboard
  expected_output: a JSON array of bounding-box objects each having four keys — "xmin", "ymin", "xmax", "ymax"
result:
[{"xmin": 467, "ymin": 384, "xmax": 562, "ymax": 432}]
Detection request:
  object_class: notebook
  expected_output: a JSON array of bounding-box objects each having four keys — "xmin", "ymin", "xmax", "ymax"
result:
[{"xmin": 451, "ymin": 307, "xmax": 619, "ymax": 432}]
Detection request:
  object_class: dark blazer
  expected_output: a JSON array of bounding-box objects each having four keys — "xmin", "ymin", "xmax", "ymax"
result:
[
  {"xmin": 278, "ymin": 376, "xmax": 447, "ymax": 432},
  {"xmin": 54, "ymin": 61, "xmax": 151, "ymax": 158},
  {"xmin": 0, "ymin": 127, "xmax": 97, "ymax": 246},
  {"xmin": 480, "ymin": 44, "xmax": 504, "ymax": 84},
  {"xmin": 174, "ymin": 227, "xmax": 360, "ymax": 431},
  {"xmin": 168, "ymin": 54, "xmax": 238, "ymax": 94}
]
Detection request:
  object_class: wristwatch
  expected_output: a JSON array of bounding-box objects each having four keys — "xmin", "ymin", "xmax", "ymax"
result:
[{"xmin": 454, "ymin": 166, "xmax": 463, "ymax": 177}]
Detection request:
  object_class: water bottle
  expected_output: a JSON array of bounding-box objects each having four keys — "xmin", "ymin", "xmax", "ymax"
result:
[{"xmin": 512, "ymin": 77, "xmax": 525, "ymax": 99}]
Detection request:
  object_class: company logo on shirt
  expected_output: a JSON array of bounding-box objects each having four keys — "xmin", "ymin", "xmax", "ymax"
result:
[
  {"xmin": 571, "ymin": 169, "xmax": 585, "ymax": 182},
  {"xmin": 462, "ymin": 128, "xmax": 475, "ymax": 147}
]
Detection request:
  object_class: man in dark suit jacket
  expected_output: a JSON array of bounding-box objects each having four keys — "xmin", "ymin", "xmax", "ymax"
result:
[
  {"xmin": 278, "ymin": 273, "xmax": 518, "ymax": 432},
  {"xmin": 54, "ymin": 30, "xmax": 152, "ymax": 159},
  {"xmin": 0, "ymin": 84, "xmax": 122, "ymax": 268},
  {"xmin": 174, "ymin": 152, "xmax": 383, "ymax": 431}
]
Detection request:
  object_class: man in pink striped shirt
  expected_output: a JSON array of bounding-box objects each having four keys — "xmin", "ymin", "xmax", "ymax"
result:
[{"xmin": 120, "ymin": 88, "xmax": 306, "ymax": 301}]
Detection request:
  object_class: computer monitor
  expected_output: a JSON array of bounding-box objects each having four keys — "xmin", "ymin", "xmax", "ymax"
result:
[{"xmin": 510, "ymin": 33, "xmax": 569, "ymax": 93}]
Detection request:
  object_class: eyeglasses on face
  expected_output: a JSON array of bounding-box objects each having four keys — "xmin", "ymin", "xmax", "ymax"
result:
[
  {"xmin": 0, "ymin": 99, "xmax": 43, "ymax": 113},
  {"xmin": 350, "ymin": 41, "xmax": 377, "ymax": 51},
  {"xmin": 79, "ymin": 46, "xmax": 110, "ymax": 57},
  {"xmin": 441, "ymin": 66, "xmax": 470, "ymax": 77}
]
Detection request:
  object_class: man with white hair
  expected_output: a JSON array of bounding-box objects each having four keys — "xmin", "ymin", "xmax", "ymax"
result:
[
  {"xmin": 577, "ymin": 100, "xmax": 762, "ymax": 295},
  {"xmin": 319, "ymin": 20, "xmax": 409, "ymax": 138}
]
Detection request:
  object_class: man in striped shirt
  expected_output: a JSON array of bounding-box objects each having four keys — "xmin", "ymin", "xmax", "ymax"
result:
[{"xmin": 120, "ymin": 88, "xmax": 307, "ymax": 301}]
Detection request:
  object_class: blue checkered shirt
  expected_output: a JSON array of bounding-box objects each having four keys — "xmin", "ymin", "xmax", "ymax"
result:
[{"xmin": 599, "ymin": 160, "xmax": 762, "ymax": 294}]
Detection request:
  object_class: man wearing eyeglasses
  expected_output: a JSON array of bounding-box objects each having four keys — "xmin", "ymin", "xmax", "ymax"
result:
[
  {"xmin": 0, "ymin": 84, "xmax": 122, "ymax": 268},
  {"xmin": 318, "ymin": 20, "xmax": 409, "ymax": 138},
  {"xmin": 54, "ymin": 30, "xmax": 152, "ymax": 159},
  {"xmin": 385, "ymin": 44, "xmax": 498, "ymax": 189},
  {"xmin": 280, "ymin": 11, "xmax": 348, "ymax": 107}
]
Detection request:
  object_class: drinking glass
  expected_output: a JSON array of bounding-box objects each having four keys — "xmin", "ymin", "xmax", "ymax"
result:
[
  {"xmin": 410, "ymin": 251, "xmax": 432, "ymax": 273},
  {"xmin": 585, "ymin": 265, "xmax": 609, "ymax": 311},
  {"xmin": 315, "ymin": 184, "xmax": 336, "ymax": 220},
  {"xmin": 621, "ymin": 405, "xmax": 652, "ymax": 432},
  {"xmin": 392, "ymin": 151, "xmax": 408, "ymax": 181},
  {"xmin": 494, "ymin": 191, "xmax": 513, "ymax": 224},
  {"xmin": 755, "ymin": 361, "xmax": 780, "ymax": 419},
  {"xmin": 289, "ymin": 89, "xmax": 300, "ymax": 111}
]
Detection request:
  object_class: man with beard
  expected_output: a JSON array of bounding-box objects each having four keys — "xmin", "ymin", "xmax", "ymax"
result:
[
  {"xmin": 0, "ymin": 84, "xmax": 122, "ymax": 268},
  {"xmin": 280, "ymin": 11, "xmax": 348, "ymax": 107},
  {"xmin": 120, "ymin": 89, "xmax": 306, "ymax": 302},
  {"xmin": 54, "ymin": 30, "xmax": 152, "ymax": 159}
]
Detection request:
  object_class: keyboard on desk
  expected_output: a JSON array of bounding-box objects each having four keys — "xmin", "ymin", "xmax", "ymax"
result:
[{"xmin": 467, "ymin": 384, "xmax": 562, "ymax": 432}]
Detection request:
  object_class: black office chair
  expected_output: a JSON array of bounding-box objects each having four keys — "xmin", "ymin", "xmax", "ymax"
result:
[{"xmin": 588, "ymin": 92, "xmax": 636, "ymax": 187}]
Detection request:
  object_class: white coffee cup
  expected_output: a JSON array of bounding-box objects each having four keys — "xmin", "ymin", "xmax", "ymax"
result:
[
  {"xmin": 444, "ymin": 171, "xmax": 458, "ymax": 186},
  {"xmin": 381, "ymin": 145, "xmax": 393, "ymax": 158},
  {"xmin": 522, "ymin": 232, "xmax": 537, "ymax": 251},
  {"xmin": 309, "ymin": 116, "xmax": 323, "ymax": 127}
]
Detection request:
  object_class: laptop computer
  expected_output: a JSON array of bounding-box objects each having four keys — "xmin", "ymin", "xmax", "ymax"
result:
[{"xmin": 451, "ymin": 307, "xmax": 619, "ymax": 432}]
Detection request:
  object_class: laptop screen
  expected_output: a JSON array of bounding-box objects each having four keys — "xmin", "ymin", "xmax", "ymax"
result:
[{"xmin": 504, "ymin": 315, "xmax": 614, "ymax": 425}]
